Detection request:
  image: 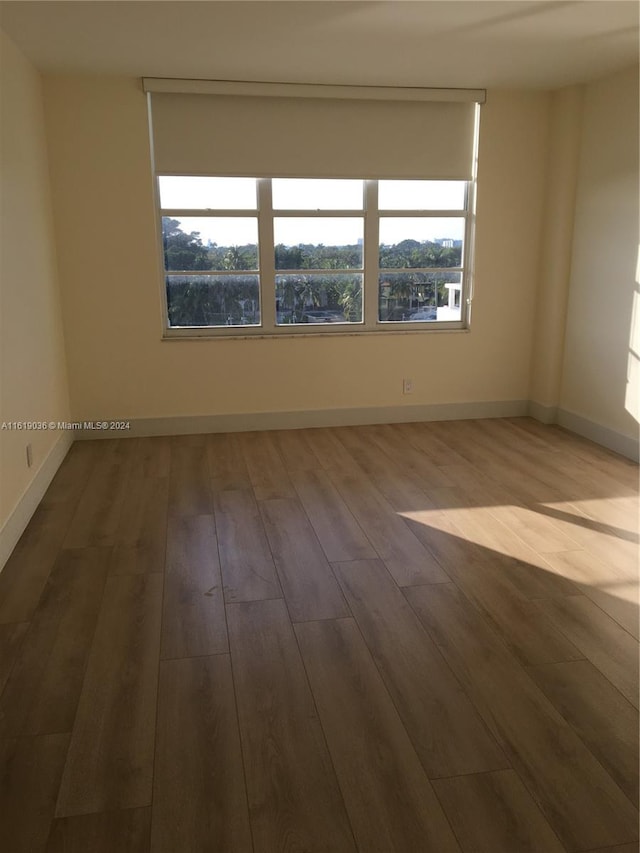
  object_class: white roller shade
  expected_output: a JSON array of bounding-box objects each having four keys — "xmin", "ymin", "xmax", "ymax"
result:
[{"xmin": 146, "ymin": 80, "xmax": 482, "ymax": 180}]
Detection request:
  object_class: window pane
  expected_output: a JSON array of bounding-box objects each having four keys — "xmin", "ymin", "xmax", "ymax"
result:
[
  {"xmin": 274, "ymin": 218, "xmax": 363, "ymax": 269},
  {"xmin": 275, "ymin": 274, "xmax": 363, "ymax": 324},
  {"xmin": 272, "ymin": 179, "xmax": 363, "ymax": 210},
  {"xmin": 379, "ymin": 272, "xmax": 462, "ymax": 322},
  {"xmin": 378, "ymin": 180, "xmax": 465, "ymax": 210},
  {"xmin": 162, "ymin": 217, "xmax": 258, "ymax": 271},
  {"xmin": 379, "ymin": 217, "xmax": 464, "ymax": 268},
  {"xmin": 159, "ymin": 176, "xmax": 257, "ymax": 209},
  {"xmin": 166, "ymin": 275, "xmax": 260, "ymax": 327}
]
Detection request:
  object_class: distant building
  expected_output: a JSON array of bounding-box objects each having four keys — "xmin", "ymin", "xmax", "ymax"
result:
[{"xmin": 436, "ymin": 280, "xmax": 462, "ymax": 321}]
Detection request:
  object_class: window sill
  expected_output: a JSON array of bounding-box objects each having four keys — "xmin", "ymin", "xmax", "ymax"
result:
[{"xmin": 161, "ymin": 326, "xmax": 471, "ymax": 342}]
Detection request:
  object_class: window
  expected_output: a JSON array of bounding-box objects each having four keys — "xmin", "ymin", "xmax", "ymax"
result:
[
  {"xmin": 160, "ymin": 178, "xmax": 261, "ymax": 328},
  {"xmin": 157, "ymin": 176, "xmax": 473, "ymax": 336},
  {"xmin": 145, "ymin": 78, "xmax": 483, "ymax": 337}
]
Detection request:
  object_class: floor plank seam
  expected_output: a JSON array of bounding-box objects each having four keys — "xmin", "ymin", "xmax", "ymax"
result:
[{"xmin": 1, "ymin": 420, "xmax": 637, "ymax": 853}]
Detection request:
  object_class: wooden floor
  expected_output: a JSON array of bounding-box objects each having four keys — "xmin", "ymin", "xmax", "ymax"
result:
[{"xmin": 0, "ymin": 417, "xmax": 638, "ymax": 853}]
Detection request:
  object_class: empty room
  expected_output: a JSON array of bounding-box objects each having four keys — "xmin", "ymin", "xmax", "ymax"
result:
[{"xmin": 0, "ymin": 1, "xmax": 638, "ymax": 851}]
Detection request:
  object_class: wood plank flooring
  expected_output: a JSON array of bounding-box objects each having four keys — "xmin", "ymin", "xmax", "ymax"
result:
[{"xmin": 0, "ymin": 417, "xmax": 637, "ymax": 852}]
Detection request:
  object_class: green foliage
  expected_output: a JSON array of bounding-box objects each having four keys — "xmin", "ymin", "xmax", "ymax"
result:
[
  {"xmin": 162, "ymin": 217, "xmax": 258, "ymax": 272},
  {"xmin": 162, "ymin": 218, "xmax": 212, "ymax": 271},
  {"xmin": 275, "ymin": 274, "xmax": 361, "ymax": 323},
  {"xmin": 336, "ymin": 278, "xmax": 362, "ymax": 321},
  {"xmin": 378, "ymin": 270, "xmax": 459, "ymax": 320},
  {"xmin": 274, "ymin": 239, "xmax": 460, "ymax": 271},
  {"xmin": 167, "ymin": 276, "xmax": 260, "ymax": 327},
  {"xmin": 163, "ymin": 218, "xmax": 459, "ymax": 327},
  {"xmin": 275, "ymin": 243, "xmax": 362, "ymax": 270},
  {"xmin": 379, "ymin": 239, "xmax": 461, "ymax": 269}
]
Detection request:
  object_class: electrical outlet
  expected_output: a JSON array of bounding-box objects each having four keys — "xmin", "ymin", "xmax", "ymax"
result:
[
  {"xmin": 26, "ymin": 443, "xmax": 33, "ymax": 468},
  {"xmin": 403, "ymin": 378, "xmax": 413, "ymax": 394}
]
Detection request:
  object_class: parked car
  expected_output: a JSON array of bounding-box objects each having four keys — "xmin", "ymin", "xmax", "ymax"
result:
[
  {"xmin": 301, "ymin": 310, "xmax": 347, "ymax": 323},
  {"xmin": 409, "ymin": 307, "xmax": 437, "ymax": 321}
]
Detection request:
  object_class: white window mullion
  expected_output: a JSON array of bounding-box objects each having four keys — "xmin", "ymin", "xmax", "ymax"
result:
[
  {"xmin": 364, "ymin": 180, "xmax": 379, "ymax": 329},
  {"xmin": 463, "ymin": 180, "xmax": 476, "ymax": 327},
  {"xmin": 462, "ymin": 104, "xmax": 481, "ymax": 326},
  {"xmin": 271, "ymin": 210, "xmax": 365, "ymax": 218},
  {"xmin": 161, "ymin": 208, "xmax": 258, "ymax": 218},
  {"xmin": 154, "ymin": 174, "xmax": 172, "ymax": 336},
  {"xmin": 376, "ymin": 209, "xmax": 465, "ymax": 218},
  {"xmin": 257, "ymin": 178, "xmax": 276, "ymax": 330}
]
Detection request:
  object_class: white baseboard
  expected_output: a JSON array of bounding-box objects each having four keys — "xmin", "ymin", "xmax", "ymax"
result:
[
  {"xmin": 556, "ymin": 408, "xmax": 639, "ymax": 462},
  {"xmin": 527, "ymin": 401, "xmax": 558, "ymax": 425},
  {"xmin": 0, "ymin": 431, "xmax": 74, "ymax": 572},
  {"xmin": 75, "ymin": 399, "xmax": 530, "ymax": 439}
]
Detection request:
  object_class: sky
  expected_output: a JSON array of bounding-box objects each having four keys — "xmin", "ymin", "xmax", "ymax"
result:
[{"xmin": 160, "ymin": 177, "xmax": 465, "ymax": 246}]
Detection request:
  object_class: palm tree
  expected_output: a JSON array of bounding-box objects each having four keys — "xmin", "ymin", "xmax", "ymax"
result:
[
  {"xmin": 337, "ymin": 279, "xmax": 362, "ymax": 321},
  {"xmin": 168, "ymin": 277, "xmax": 219, "ymax": 326},
  {"xmin": 223, "ymin": 246, "xmax": 248, "ymax": 271},
  {"xmin": 278, "ymin": 277, "xmax": 298, "ymax": 322},
  {"xmin": 389, "ymin": 276, "xmax": 415, "ymax": 316},
  {"xmin": 296, "ymin": 277, "xmax": 319, "ymax": 315}
]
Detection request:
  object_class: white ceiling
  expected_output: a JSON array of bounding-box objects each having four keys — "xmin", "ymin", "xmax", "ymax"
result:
[{"xmin": 1, "ymin": 1, "xmax": 638, "ymax": 89}]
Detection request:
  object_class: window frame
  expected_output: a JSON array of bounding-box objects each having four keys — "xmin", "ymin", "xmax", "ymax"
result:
[{"xmin": 156, "ymin": 176, "xmax": 474, "ymax": 338}]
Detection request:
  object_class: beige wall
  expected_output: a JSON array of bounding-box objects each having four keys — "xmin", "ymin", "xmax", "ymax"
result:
[
  {"xmin": 529, "ymin": 85, "xmax": 583, "ymax": 412},
  {"xmin": 559, "ymin": 65, "xmax": 639, "ymax": 442},
  {"xmin": 0, "ymin": 32, "xmax": 70, "ymax": 530},
  {"xmin": 42, "ymin": 75, "xmax": 549, "ymax": 424}
]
